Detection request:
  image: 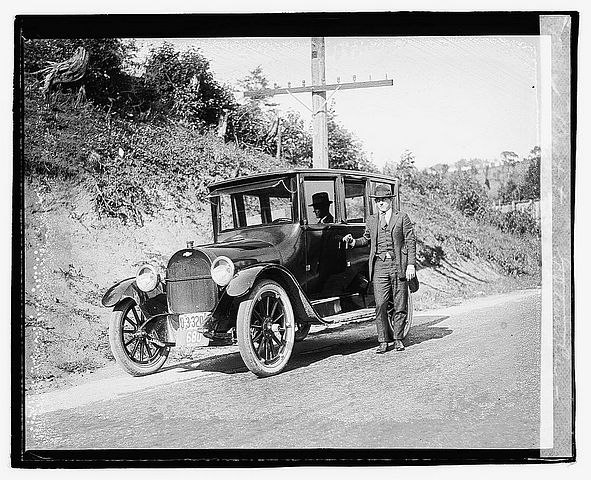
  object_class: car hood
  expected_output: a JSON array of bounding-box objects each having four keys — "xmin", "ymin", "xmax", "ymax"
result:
[{"xmin": 195, "ymin": 237, "xmax": 281, "ymax": 269}]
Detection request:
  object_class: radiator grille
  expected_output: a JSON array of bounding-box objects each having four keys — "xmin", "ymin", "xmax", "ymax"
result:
[{"xmin": 166, "ymin": 250, "xmax": 217, "ymax": 313}]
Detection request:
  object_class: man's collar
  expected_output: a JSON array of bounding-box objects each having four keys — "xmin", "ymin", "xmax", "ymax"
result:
[{"xmin": 382, "ymin": 208, "xmax": 393, "ymax": 220}]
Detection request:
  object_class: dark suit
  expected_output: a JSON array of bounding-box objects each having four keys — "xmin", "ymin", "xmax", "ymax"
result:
[
  {"xmin": 354, "ymin": 210, "xmax": 416, "ymax": 342},
  {"xmin": 318, "ymin": 212, "xmax": 334, "ymax": 224}
]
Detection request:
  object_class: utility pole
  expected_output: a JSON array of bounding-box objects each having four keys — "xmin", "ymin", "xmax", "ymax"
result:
[
  {"xmin": 311, "ymin": 37, "xmax": 328, "ymax": 167},
  {"xmin": 276, "ymin": 116, "xmax": 282, "ymax": 160},
  {"xmin": 244, "ymin": 38, "xmax": 393, "ymax": 169}
]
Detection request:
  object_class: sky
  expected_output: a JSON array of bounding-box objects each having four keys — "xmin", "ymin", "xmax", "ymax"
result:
[{"xmin": 137, "ymin": 36, "xmax": 540, "ymax": 170}]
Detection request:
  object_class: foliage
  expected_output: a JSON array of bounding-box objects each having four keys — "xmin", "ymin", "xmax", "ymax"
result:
[
  {"xmin": 226, "ymin": 67, "xmax": 311, "ymax": 166},
  {"xmin": 382, "ymin": 159, "xmax": 397, "ymax": 178},
  {"xmin": 403, "ymin": 188, "xmax": 540, "ymax": 277},
  {"xmin": 443, "ymin": 171, "xmax": 488, "ymax": 216},
  {"xmin": 327, "ymin": 107, "xmax": 377, "ymax": 172},
  {"xmin": 500, "ymin": 150, "xmax": 519, "ymax": 166},
  {"xmin": 409, "ymin": 170, "xmax": 445, "ymax": 195},
  {"xmin": 238, "ymin": 65, "xmax": 270, "ymax": 92},
  {"xmin": 497, "ymin": 146, "xmax": 540, "ymax": 202},
  {"xmin": 477, "ymin": 208, "xmax": 540, "ymax": 237},
  {"xmin": 142, "ymin": 43, "xmax": 236, "ymax": 127},
  {"xmin": 396, "ymin": 149, "xmax": 417, "ymax": 184},
  {"xmin": 24, "ymin": 38, "xmax": 137, "ymax": 109},
  {"xmin": 521, "ymin": 146, "xmax": 541, "ymax": 199},
  {"xmin": 279, "ymin": 111, "xmax": 313, "ymax": 166},
  {"xmin": 24, "ymin": 82, "xmax": 286, "ymax": 225}
]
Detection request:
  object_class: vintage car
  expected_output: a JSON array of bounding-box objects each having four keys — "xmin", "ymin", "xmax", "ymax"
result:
[{"xmin": 102, "ymin": 169, "xmax": 414, "ymax": 377}]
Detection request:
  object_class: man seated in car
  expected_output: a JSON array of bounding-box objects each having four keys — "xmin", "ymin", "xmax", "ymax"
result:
[{"xmin": 309, "ymin": 192, "xmax": 334, "ymax": 224}]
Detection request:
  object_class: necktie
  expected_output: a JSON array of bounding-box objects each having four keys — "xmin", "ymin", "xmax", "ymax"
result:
[{"xmin": 380, "ymin": 212, "xmax": 387, "ymax": 229}]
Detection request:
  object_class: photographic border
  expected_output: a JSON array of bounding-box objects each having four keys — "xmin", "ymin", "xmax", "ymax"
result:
[{"xmin": 11, "ymin": 10, "xmax": 577, "ymax": 467}]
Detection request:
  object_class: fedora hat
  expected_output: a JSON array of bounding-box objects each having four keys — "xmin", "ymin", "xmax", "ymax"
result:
[
  {"xmin": 369, "ymin": 184, "xmax": 395, "ymax": 198},
  {"xmin": 309, "ymin": 192, "xmax": 333, "ymax": 207}
]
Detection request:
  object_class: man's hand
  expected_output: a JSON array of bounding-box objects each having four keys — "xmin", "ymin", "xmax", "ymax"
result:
[
  {"xmin": 342, "ymin": 234, "xmax": 355, "ymax": 249},
  {"xmin": 406, "ymin": 264, "xmax": 416, "ymax": 280}
]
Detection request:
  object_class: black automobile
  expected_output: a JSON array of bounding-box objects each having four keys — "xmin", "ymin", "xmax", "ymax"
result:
[{"xmin": 102, "ymin": 169, "xmax": 413, "ymax": 377}]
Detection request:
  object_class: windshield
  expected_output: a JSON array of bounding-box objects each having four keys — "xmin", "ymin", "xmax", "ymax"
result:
[{"xmin": 216, "ymin": 178, "xmax": 295, "ymax": 232}]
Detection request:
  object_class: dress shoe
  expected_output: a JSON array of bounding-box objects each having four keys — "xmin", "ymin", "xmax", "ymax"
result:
[
  {"xmin": 394, "ymin": 339, "xmax": 405, "ymax": 351},
  {"xmin": 375, "ymin": 342, "xmax": 388, "ymax": 354}
]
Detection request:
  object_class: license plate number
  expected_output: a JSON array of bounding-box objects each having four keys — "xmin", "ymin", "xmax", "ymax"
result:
[{"xmin": 176, "ymin": 312, "xmax": 210, "ymax": 347}]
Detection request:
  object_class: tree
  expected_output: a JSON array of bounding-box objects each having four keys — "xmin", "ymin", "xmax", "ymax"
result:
[
  {"xmin": 382, "ymin": 159, "xmax": 398, "ymax": 177},
  {"xmin": 239, "ymin": 65, "xmax": 270, "ymax": 93},
  {"xmin": 142, "ymin": 43, "xmax": 235, "ymax": 128},
  {"xmin": 279, "ymin": 111, "xmax": 313, "ymax": 166},
  {"xmin": 25, "ymin": 38, "xmax": 137, "ymax": 108},
  {"xmin": 521, "ymin": 146, "xmax": 541, "ymax": 199},
  {"xmin": 500, "ymin": 150, "xmax": 519, "ymax": 166},
  {"xmin": 397, "ymin": 149, "xmax": 417, "ymax": 184},
  {"xmin": 444, "ymin": 171, "xmax": 488, "ymax": 216},
  {"xmin": 327, "ymin": 106, "xmax": 377, "ymax": 172},
  {"xmin": 431, "ymin": 163, "xmax": 449, "ymax": 175}
]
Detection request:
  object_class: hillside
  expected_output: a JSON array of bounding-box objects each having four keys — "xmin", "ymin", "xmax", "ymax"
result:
[{"xmin": 23, "ymin": 93, "xmax": 541, "ymax": 393}]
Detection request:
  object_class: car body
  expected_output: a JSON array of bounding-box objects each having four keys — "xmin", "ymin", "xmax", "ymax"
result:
[{"xmin": 102, "ymin": 168, "xmax": 412, "ymax": 377}]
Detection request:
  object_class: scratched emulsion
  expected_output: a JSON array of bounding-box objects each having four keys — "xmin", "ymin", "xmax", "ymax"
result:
[{"xmin": 540, "ymin": 15, "xmax": 574, "ymax": 459}]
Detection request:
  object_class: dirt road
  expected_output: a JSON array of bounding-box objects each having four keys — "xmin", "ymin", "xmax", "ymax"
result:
[{"xmin": 26, "ymin": 288, "xmax": 541, "ymax": 449}]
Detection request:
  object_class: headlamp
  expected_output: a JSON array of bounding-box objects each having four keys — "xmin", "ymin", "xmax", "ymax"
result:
[
  {"xmin": 135, "ymin": 264, "xmax": 159, "ymax": 292},
  {"xmin": 210, "ymin": 256, "xmax": 235, "ymax": 287}
]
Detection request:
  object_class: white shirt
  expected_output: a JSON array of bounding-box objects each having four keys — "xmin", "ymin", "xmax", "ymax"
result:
[{"xmin": 380, "ymin": 207, "xmax": 393, "ymax": 226}]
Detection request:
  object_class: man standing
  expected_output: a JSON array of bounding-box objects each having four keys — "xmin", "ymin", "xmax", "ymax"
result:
[
  {"xmin": 343, "ymin": 184, "xmax": 416, "ymax": 354},
  {"xmin": 309, "ymin": 192, "xmax": 334, "ymax": 224}
]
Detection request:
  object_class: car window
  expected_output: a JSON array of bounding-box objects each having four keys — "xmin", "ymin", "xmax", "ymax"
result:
[
  {"xmin": 303, "ymin": 179, "xmax": 336, "ymax": 224},
  {"xmin": 217, "ymin": 178, "xmax": 294, "ymax": 232},
  {"xmin": 344, "ymin": 179, "xmax": 366, "ymax": 223},
  {"xmin": 243, "ymin": 195, "xmax": 262, "ymax": 226}
]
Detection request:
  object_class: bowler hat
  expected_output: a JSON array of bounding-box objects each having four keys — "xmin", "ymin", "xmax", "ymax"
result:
[
  {"xmin": 369, "ymin": 184, "xmax": 395, "ymax": 198},
  {"xmin": 309, "ymin": 192, "xmax": 333, "ymax": 207}
]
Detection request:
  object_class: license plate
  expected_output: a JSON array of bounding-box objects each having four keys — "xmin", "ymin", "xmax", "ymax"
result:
[{"xmin": 176, "ymin": 312, "xmax": 210, "ymax": 347}]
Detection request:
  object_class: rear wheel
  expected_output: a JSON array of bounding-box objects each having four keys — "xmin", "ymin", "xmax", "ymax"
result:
[
  {"xmin": 237, "ymin": 280, "xmax": 295, "ymax": 377},
  {"xmin": 109, "ymin": 298, "xmax": 169, "ymax": 376}
]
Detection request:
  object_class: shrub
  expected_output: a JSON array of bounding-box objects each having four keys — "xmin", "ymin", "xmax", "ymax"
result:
[
  {"xmin": 444, "ymin": 171, "xmax": 488, "ymax": 216},
  {"xmin": 476, "ymin": 207, "xmax": 540, "ymax": 237},
  {"xmin": 499, "ymin": 209, "xmax": 540, "ymax": 236}
]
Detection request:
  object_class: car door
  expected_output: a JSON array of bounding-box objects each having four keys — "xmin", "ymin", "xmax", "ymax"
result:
[
  {"xmin": 301, "ymin": 177, "xmax": 345, "ymax": 300},
  {"xmin": 339, "ymin": 176, "xmax": 372, "ymax": 304}
]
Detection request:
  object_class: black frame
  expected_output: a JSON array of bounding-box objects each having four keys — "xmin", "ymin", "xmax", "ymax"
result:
[{"xmin": 13, "ymin": 10, "xmax": 577, "ymax": 468}]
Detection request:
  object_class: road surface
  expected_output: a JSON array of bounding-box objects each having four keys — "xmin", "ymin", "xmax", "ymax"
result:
[{"xmin": 26, "ymin": 288, "xmax": 541, "ymax": 449}]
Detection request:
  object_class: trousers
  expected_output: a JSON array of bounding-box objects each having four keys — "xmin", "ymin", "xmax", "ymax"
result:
[{"xmin": 373, "ymin": 256, "xmax": 408, "ymax": 342}]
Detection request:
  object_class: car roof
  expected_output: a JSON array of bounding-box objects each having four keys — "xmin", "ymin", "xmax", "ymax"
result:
[{"xmin": 208, "ymin": 168, "xmax": 399, "ymax": 191}]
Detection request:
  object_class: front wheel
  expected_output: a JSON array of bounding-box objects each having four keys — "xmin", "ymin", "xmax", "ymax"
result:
[
  {"xmin": 236, "ymin": 280, "xmax": 295, "ymax": 377},
  {"xmin": 109, "ymin": 298, "xmax": 169, "ymax": 376}
]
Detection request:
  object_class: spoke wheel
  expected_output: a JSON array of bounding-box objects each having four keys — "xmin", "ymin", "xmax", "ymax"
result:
[
  {"xmin": 109, "ymin": 298, "xmax": 169, "ymax": 376},
  {"xmin": 237, "ymin": 280, "xmax": 295, "ymax": 377}
]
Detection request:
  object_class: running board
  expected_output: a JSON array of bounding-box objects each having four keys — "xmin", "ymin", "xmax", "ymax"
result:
[{"xmin": 322, "ymin": 308, "xmax": 374, "ymax": 324}]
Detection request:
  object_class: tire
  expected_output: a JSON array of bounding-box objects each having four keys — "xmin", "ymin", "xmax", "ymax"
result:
[
  {"xmin": 109, "ymin": 298, "xmax": 169, "ymax": 376},
  {"xmin": 236, "ymin": 280, "xmax": 295, "ymax": 377},
  {"xmin": 295, "ymin": 322, "xmax": 311, "ymax": 342}
]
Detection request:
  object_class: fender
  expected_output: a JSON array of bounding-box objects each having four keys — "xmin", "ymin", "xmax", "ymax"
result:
[
  {"xmin": 102, "ymin": 278, "xmax": 168, "ymax": 318},
  {"xmin": 102, "ymin": 278, "xmax": 139, "ymax": 307},
  {"xmin": 226, "ymin": 264, "xmax": 326, "ymax": 325}
]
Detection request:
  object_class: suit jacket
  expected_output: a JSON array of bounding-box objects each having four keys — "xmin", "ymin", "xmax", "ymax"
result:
[{"xmin": 354, "ymin": 210, "xmax": 416, "ymax": 281}]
